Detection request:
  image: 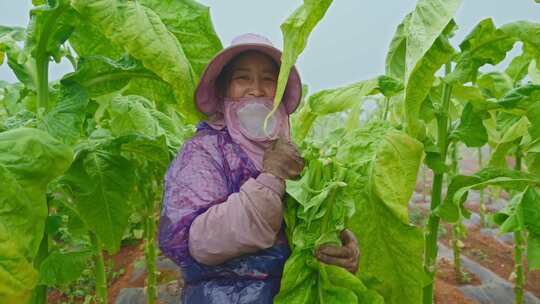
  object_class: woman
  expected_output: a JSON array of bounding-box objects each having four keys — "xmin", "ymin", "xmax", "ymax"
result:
[{"xmin": 158, "ymin": 33, "xmax": 359, "ymax": 304}]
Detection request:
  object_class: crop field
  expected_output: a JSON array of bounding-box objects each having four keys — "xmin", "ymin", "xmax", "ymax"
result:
[{"xmin": 1, "ymin": 0, "xmax": 540, "ymax": 304}]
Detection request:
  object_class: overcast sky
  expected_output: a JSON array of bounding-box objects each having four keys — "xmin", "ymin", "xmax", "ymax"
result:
[{"xmin": 1, "ymin": 1, "xmax": 539, "ymax": 92}]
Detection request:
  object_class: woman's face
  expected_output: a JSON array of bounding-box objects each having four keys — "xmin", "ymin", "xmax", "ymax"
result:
[{"xmin": 225, "ymin": 52, "xmax": 278, "ymax": 100}]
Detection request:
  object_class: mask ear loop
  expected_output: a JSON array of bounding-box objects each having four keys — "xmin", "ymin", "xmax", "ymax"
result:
[
  {"xmin": 262, "ymin": 104, "xmax": 286, "ymax": 141},
  {"xmin": 237, "ymin": 102, "xmax": 281, "ymax": 142}
]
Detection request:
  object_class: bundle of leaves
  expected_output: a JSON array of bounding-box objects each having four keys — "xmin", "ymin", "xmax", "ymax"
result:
[{"xmin": 275, "ymin": 121, "xmax": 427, "ymax": 304}]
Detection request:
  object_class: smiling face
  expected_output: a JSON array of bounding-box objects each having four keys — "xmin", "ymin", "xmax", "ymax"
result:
[{"xmin": 222, "ymin": 51, "xmax": 279, "ymax": 100}]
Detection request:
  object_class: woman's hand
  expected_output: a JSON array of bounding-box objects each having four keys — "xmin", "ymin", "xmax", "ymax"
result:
[
  {"xmin": 315, "ymin": 229, "xmax": 359, "ymax": 274},
  {"xmin": 262, "ymin": 138, "xmax": 304, "ymax": 180}
]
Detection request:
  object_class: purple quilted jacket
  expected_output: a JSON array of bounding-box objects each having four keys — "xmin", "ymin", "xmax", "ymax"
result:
[{"xmin": 158, "ymin": 122, "xmax": 290, "ymax": 304}]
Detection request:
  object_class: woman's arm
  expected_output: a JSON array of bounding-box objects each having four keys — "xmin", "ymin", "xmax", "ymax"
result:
[
  {"xmin": 188, "ymin": 173, "xmax": 285, "ymax": 265},
  {"xmin": 158, "ymin": 135, "xmax": 285, "ymax": 267}
]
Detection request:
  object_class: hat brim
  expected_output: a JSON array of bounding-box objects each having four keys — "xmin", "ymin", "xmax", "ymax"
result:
[{"xmin": 195, "ymin": 43, "xmax": 302, "ymax": 116}]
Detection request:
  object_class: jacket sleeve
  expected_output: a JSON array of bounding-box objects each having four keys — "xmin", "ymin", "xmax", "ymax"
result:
[
  {"xmin": 188, "ymin": 172, "xmax": 285, "ymax": 265},
  {"xmin": 158, "ymin": 135, "xmax": 285, "ymax": 267}
]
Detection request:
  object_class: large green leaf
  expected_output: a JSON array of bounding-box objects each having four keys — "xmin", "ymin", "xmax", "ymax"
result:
[
  {"xmin": 339, "ymin": 122, "xmax": 426, "ymax": 304},
  {"xmin": 271, "ymin": 0, "xmax": 333, "ymax": 115},
  {"xmin": 138, "ymin": 0, "xmax": 223, "ymax": 78},
  {"xmin": 0, "ymin": 128, "xmax": 73, "ymax": 303},
  {"xmin": 531, "ymin": 60, "xmax": 540, "ymax": 84},
  {"xmin": 39, "ymin": 83, "xmax": 89, "ymax": 144},
  {"xmin": 372, "ymin": 131, "xmax": 424, "ymax": 223},
  {"xmin": 71, "ymin": 0, "xmax": 201, "ymax": 123},
  {"xmin": 0, "ymin": 26, "xmax": 26, "ymax": 65},
  {"xmin": 0, "ymin": 26, "xmax": 24, "ymax": 54},
  {"xmin": 506, "ymin": 53, "xmax": 533, "ymax": 84},
  {"xmin": 62, "ymin": 55, "xmax": 180, "ymax": 112},
  {"xmin": 114, "ymin": 134, "xmax": 170, "ymax": 172},
  {"xmin": 403, "ymin": 32, "xmax": 455, "ymax": 139},
  {"xmin": 526, "ymin": 151, "xmax": 540, "ymax": 177},
  {"xmin": 122, "ymin": 77, "xmax": 179, "ymax": 111},
  {"xmin": 0, "ymin": 221, "xmax": 37, "ymax": 304},
  {"xmin": 37, "ymin": 250, "xmax": 92, "ymax": 286},
  {"xmin": 61, "ymin": 146, "xmax": 135, "ymax": 253},
  {"xmin": 488, "ymin": 116, "xmax": 530, "ymax": 168},
  {"xmin": 527, "ymin": 102, "xmax": 540, "ymax": 142},
  {"xmin": 147, "ymin": 108, "xmax": 186, "ymax": 151},
  {"xmin": 0, "ymin": 83, "xmax": 28, "ymax": 117},
  {"xmin": 0, "ymin": 128, "xmax": 73, "ymax": 187},
  {"xmin": 109, "ymin": 95, "xmax": 162, "ymax": 137},
  {"xmin": 273, "ymin": 251, "xmax": 317, "ymax": 303},
  {"xmin": 293, "ymin": 79, "xmax": 379, "ymax": 143},
  {"xmin": 500, "ymin": 21, "xmax": 540, "ymax": 63},
  {"xmin": 498, "ymin": 84, "xmax": 540, "ymax": 111},
  {"xmin": 451, "ymin": 83, "xmax": 498, "ymax": 112},
  {"xmin": 452, "ymin": 102, "xmax": 488, "ymax": 147},
  {"xmin": 529, "ymin": 233, "xmax": 540, "ymax": 270},
  {"xmin": 0, "ymin": 27, "xmax": 37, "ymax": 88},
  {"xmin": 493, "ymin": 187, "xmax": 540, "ymax": 270},
  {"xmin": 404, "ymin": 0, "xmax": 462, "ymax": 80},
  {"xmin": 385, "ymin": 14, "xmax": 409, "ymax": 80},
  {"xmin": 291, "ymin": 104, "xmax": 317, "ymax": 144},
  {"xmin": 62, "ymin": 55, "xmax": 160, "ymax": 97},
  {"xmin": 69, "ymin": 20, "xmax": 124, "ymax": 60},
  {"xmin": 394, "ymin": 0, "xmax": 461, "ymax": 138},
  {"xmin": 476, "ymin": 72, "xmax": 514, "ymax": 99},
  {"xmin": 436, "ymin": 167, "xmax": 540, "ymax": 223},
  {"xmin": 493, "ymin": 194, "xmax": 523, "ymax": 234},
  {"xmin": 25, "ymin": 0, "xmax": 78, "ymax": 63},
  {"xmin": 377, "ymin": 75, "xmax": 404, "ymax": 98},
  {"xmin": 500, "ymin": 21, "xmax": 540, "ymax": 85},
  {"xmin": 446, "ymin": 19, "xmax": 517, "ymax": 84},
  {"xmin": 448, "ymin": 20, "xmax": 540, "ymax": 85},
  {"xmin": 109, "ymin": 95, "xmax": 186, "ymax": 152},
  {"xmin": 309, "ymin": 79, "xmax": 379, "ymax": 115}
]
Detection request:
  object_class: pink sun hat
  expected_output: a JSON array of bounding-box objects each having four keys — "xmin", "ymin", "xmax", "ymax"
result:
[{"xmin": 195, "ymin": 33, "xmax": 302, "ymax": 116}]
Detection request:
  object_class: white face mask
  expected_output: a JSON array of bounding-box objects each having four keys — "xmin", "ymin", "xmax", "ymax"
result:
[
  {"xmin": 236, "ymin": 102, "xmax": 278, "ymax": 140},
  {"xmin": 222, "ymin": 96, "xmax": 291, "ymax": 171},
  {"xmin": 224, "ymin": 97, "xmax": 286, "ymax": 142}
]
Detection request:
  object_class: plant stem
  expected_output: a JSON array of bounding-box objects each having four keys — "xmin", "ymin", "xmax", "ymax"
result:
[
  {"xmin": 514, "ymin": 146, "xmax": 524, "ymax": 304},
  {"xmin": 478, "ymin": 148, "xmax": 486, "ymax": 227},
  {"xmin": 449, "ymin": 143, "xmax": 464, "ymax": 282},
  {"xmin": 452, "ymin": 224, "xmax": 463, "ymax": 283},
  {"xmin": 90, "ymin": 233, "xmax": 108, "ymax": 304},
  {"xmin": 319, "ymin": 182, "xmax": 341, "ymax": 245},
  {"xmin": 423, "ymin": 63, "xmax": 453, "ymax": 304},
  {"xmin": 145, "ymin": 194, "xmax": 158, "ymax": 304},
  {"xmin": 383, "ymin": 97, "xmax": 390, "ymax": 121},
  {"xmin": 514, "ymin": 231, "xmax": 524, "ymax": 304},
  {"xmin": 293, "ymin": 107, "xmax": 317, "ymax": 143},
  {"xmin": 422, "ymin": 166, "xmax": 427, "ymax": 203},
  {"xmin": 35, "ymin": 3, "xmax": 68, "ymax": 115},
  {"xmin": 35, "ymin": 54, "xmax": 49, "ymax": 115},
  {"xmin": 31, "ymin": 232, "xmax": 49, "ymax": 304}
]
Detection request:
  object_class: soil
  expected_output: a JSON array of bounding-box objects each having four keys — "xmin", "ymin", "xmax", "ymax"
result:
[
  {"xmin": 439, "ymin": 225, "xmax": 540, "ymax": 298},
  {"xmin": 105, "ymin": 241, "xmax": 146, "ymax": 303},
  {"xmin": 105, "ymin": 241, "xmax": 184, "ymax": 304},
  {"xmin": 435, "ymin": 280, "xmax": 478, "ymax": 304},
  {"xmin": 47, "ymin": 242, "xmax": 146, "ymax": 304},
  {"xmin": 434, "ymin": 259, "xmax": 481, "ymax": 304}
]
